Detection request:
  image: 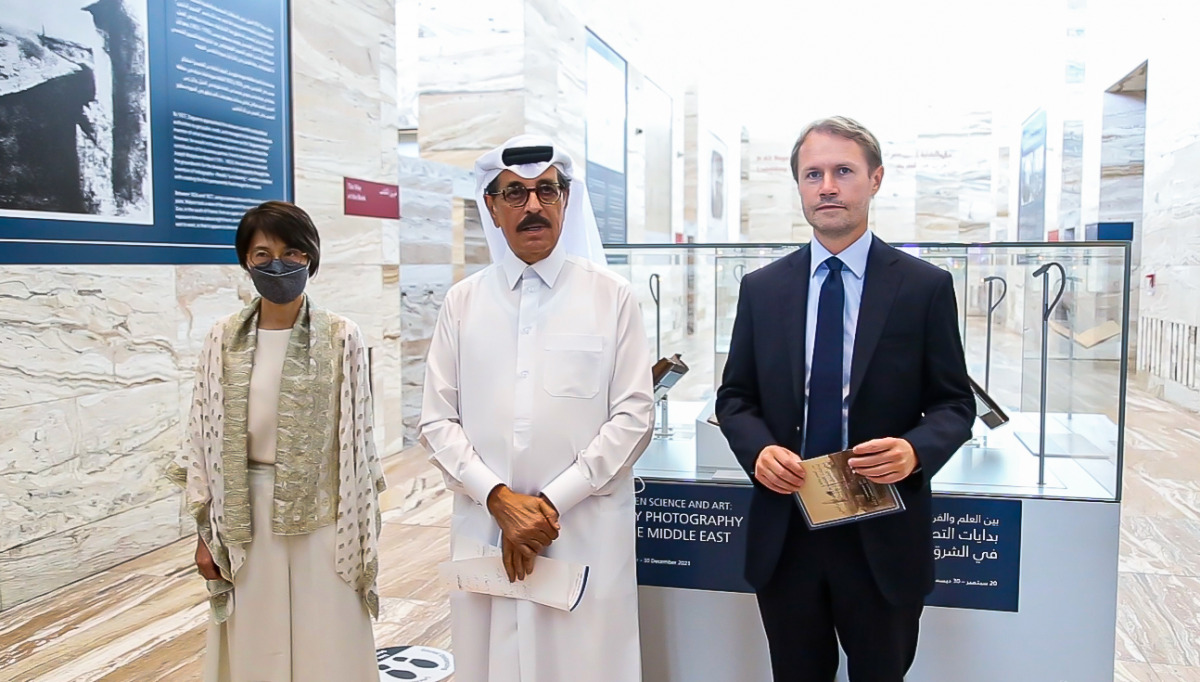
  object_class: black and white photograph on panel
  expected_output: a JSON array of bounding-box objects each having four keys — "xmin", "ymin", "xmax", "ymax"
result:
[
  {"xmin": 0, "ymin": 0, "xmax": 152, "ymax": 223},
  {"xmin": 710, "ymin": 145, "xmax": 725, "ymax": 222}
]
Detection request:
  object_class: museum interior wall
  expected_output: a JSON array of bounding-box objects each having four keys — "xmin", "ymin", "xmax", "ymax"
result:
[
  {"xmin": 0, "ymin": 0, "xmax": 401, "ymax": 611},
  {"xmin": 5, "ymin": 0, "xmax": 1200, "ymax": 613}
]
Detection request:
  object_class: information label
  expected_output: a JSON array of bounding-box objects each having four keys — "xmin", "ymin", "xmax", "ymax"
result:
[
  {"xmin": 927, "ymin": 496, "xmax": 1022, "ymax": 612},
  {"xmin": 634, "ymin": 482, "xmax": 1023, "ymax": 613},
  {"xmin": 635, "ymin": 480, "xmax": 754, "ymax": 593},
  {"xmin": 344, "ymin": 177, "xmax": 400, "ymax": 219}
]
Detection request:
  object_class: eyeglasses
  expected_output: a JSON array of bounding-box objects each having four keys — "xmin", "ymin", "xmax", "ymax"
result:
[
  {"xmin": 487, "ymin": 182, "xmax": 564, "ymax": 208},
  {"xmin": 249, "ymin": 248, "xmax": 309, "ymax": 268}
]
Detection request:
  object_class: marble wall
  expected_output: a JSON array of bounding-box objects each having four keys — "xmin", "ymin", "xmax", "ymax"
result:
[
  {"xmin": 871, "ymin": 138, "xmax": 919, "ymax": 242},
  {"xmin": 580, "ymin": 3, "xmax": 688, "ymax": 247},
  {"xmin": 913, "ymin": 113, "xmax": 994, "ymax": 242},
  {"xmin": 625, "ymin": 68, "xmax": 676, "ymax": 244},
  {"xmin": 682, "ymin": 89, "xmax": 700, "ymax": 236},
  {"xmin": 401, "ymin": 0, "xmax": 695, "ymax": 437},
  {"xmin": 1099, "ymin": 88, "xmax": 1147, "ymax": 238},
  {"xmin": 395, "ymin": 0, "xmax": 420, "ymax": 130},
  {"xmin": 415, "ymin": 0, "xmax": 526, "ymax": 169},
  {"xmin": 0, "ymin": 267, "xmax": 240, "ymax": 612},
  {"xmin": 643, "ymin": 77, "xmax": 676, "ymax": 241},
  {"xmin": 1072, "ymin": 3, "xmax": 1200, "ymax": 412},
  {"xmin": 1060, "ymin": 120, "xmax": 1085, "ymax": 238},
  {"xmin": 396, "ymin": 156, "xmax": 480, "ymax": 445},
  {"xmin": 993, "ymin": 146, "xmax": 1011, "ymax": 240},
  {"xmin": 1099, "ymin": 90, "xmax": 1146, "ymax": 223},
  {"xmin": 739, "ymin": 129, "xmax": 752, "ymax": 240},
  {"xmin": 293, "ymin": 0, "xmax": 403, "ymax": 454},
  {"xmin": 1097, "ymin": 85, "xmax": 1147, "ymax": 371},
  {"xmin": 740, "ymin": 138, "xmax": 804, "ymax": 243},
  {"xmin": 676, "ymin": 86, "xmax": 741, "ymax": 244},
  {"xmin": 413, "ymin": 0, "xmax": 596, "ymax": 172},
  {"xmin": 1136, "ymin": 55, "xmax": 1200, "ymax": 410},
  {"xmin": 738, "ymin": 118, "xmax": 995, "ymax": 245},
  {"xmin": 413, "ymin": 0, "xmax": 687, "ymax": 241},
  {"xmin": 526, "ymin": 0, "xmax": 688, "ymax": 245},
  {"xmin": 625, "ymin": 70, "xmax": 649, "ymax": 244},
  {"xmin": 523, "ymin": 0, "xmax": 587, "ymax": 169},
  {"xmin": 0, "ymin": 0, "xmax": 401, "ymax": 612}
]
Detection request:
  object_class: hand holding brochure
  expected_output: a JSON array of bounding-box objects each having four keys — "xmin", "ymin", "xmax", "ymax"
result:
[
  {"xmin": 438, "ymin": 541, "xmax": 590, "ymax": 612},
  {"xmin": 792, "ymin": 449, "xmax": 905, "ymax": 529}
]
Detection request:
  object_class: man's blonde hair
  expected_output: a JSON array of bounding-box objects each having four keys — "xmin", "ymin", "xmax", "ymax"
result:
[{"xmin": 789, "ymin": 116, "xmax": 883, "ymax": 181}]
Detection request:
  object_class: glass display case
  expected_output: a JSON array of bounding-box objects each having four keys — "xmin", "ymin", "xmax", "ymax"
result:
[{"xmin": 604, "ymin": 241, "xmax": 1130, "ymax": 503}]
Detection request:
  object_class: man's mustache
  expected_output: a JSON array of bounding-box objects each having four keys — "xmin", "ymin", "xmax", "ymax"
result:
[{"xmin": 518, "ymin": 214, "xmax": 552, "ymax": 231}]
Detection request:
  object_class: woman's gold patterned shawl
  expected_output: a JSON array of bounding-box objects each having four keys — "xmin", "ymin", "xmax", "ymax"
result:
[{"xmin": 168, "ymin": 297, "xmax": 385, "ymax": 622}]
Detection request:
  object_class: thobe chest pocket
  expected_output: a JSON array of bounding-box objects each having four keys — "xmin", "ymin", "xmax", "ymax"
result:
[{"xmin": 542, "ymin": 334, "xmax": 605, "ymax": 399}]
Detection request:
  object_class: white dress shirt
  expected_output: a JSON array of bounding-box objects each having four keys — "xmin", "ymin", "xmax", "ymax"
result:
[{"xmin": 804, "ymin": 229, "xmax": 873, "ymax": 452}]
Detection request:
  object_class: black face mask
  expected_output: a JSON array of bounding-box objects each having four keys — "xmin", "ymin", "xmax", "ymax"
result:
[{"xmin": 249, "ymin": 259, "xmax": 309, "ymax": 304}]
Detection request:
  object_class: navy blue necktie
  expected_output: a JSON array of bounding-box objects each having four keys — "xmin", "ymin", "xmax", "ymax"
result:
[{"xmin": 805, "ymin": 256, "xmax": 845, "ymax": 459}]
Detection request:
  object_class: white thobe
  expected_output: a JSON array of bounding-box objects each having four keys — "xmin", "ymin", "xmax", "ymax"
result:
[{"xmin": 420, "ymin": 244, "xmax": 654, "ymax": 682}]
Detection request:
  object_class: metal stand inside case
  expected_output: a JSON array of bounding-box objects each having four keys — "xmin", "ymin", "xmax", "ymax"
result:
[
  {"xmin": 650, "ymin": 273, "xmax": 671, "ymax": 439},
  {"xmin": 1064, "ymin": 274, "xmax": 1082, "ymax": 420},
  {"xmin": 1034, "ymin": 262, "xmax": 1066, "ymax": 486},
  {"xmin": 983, "ymin": 275, "xmax": 1007, "ymax": 391}
]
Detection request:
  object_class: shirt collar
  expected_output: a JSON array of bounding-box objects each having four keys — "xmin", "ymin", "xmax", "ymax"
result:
[
  {"xmin": 810, "ymin": 229, "xmax": 872, "ymax": 279},
  {"xmin": 501, "ymin": 238, "xmax": 568, "ymax": 290}
]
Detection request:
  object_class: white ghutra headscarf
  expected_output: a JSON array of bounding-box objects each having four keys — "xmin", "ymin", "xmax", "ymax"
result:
[{"xmin": 474, "ymin": 134, "xmax": 606, "ymax": 266}]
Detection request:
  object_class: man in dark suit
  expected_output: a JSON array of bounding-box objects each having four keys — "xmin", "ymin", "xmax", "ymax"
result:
[{"xmin": 715, "ymin": 116, "xmax": 975, "ymax": 682}]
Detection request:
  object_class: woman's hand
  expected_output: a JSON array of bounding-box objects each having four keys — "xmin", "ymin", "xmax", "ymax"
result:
[{"xmin": 195, "ymin": 535, "xmax": 221, "ymax": 580}]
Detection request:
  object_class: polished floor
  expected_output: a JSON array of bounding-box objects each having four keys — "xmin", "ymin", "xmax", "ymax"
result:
[{"xmin": 1, "ymin": 377, "xmax": 1199, "ymax": 681}]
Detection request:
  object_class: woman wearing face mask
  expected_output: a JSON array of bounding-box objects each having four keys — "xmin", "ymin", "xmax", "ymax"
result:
[{"xmin": 168, "ymin": 201, "xmax": 386, "ymax": 682}]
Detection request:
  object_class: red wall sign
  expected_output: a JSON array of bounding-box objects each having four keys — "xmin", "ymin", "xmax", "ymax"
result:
[{"xmin": 344, "ymin": 178, "xmax": 400, "ymax": 219}]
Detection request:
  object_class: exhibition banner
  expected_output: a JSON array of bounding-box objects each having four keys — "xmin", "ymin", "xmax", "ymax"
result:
[
  {"xmin": 636, "ymin": 480, "xmax": 755, "ymax": 593},
  {"xmin": 636, "ymin": 481, "xmax": 1023, "ymax": 613},
  {"xmin": 0, "ymin": 0, "xmax": 293, "ymax": 263},
  {"xmin": 584, "ymin": 31, "xmax": 627, "ymax": 245},
  {"xmin": 927, "ymin": 496, "xmax": 1022, "ymax": 612}
]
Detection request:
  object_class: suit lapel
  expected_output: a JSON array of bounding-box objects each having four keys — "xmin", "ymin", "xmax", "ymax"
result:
[
  {"xmin": 849, "ymin": 237, "xmax": 903, "ymax": 407},
  {"xmin": 785, "ymin": 246, "xmax": 812, "ymax": 417}
]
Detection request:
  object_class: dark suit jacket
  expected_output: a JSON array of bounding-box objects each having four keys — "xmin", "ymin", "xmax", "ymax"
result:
[{"xmin": 715, "ymin": 235, "xmax": 975, "ymax": 606}]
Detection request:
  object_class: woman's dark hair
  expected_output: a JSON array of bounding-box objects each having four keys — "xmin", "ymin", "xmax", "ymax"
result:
[{"xmin": 234, "ymin": 201, "xmax": 321, "ymax": 276}]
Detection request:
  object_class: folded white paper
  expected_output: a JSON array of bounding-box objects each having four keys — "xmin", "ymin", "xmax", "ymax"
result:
[{"xmin": 438, "ymin": 542, "xmax": 590, "ymax": 612}]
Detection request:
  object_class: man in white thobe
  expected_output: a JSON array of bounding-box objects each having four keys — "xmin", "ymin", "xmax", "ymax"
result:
[{"xmin": 419, "ymin": 135, "xmax": 654, "ymax": 682}]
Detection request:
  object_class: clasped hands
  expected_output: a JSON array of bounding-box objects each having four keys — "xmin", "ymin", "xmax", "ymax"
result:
[
  {"xmin": 753, "ymin": 437, "xmax": 919, "ymax": 495},
  {"xmin": 486, "ymin": 485, "xmax": 561, "ymax": 583}
]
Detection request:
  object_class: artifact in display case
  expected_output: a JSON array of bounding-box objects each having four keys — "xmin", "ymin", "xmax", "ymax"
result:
[
  {"xmin": 652, "ymin": 354, "xmax": 690, "ymax": 402},
  {"xmin": 969, "ymin": 376, "xmax": 1010, "ymax": 429},
  {"xmin": 606, "ymin": 240, "xmax": 1129, "ymax": 503}
]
